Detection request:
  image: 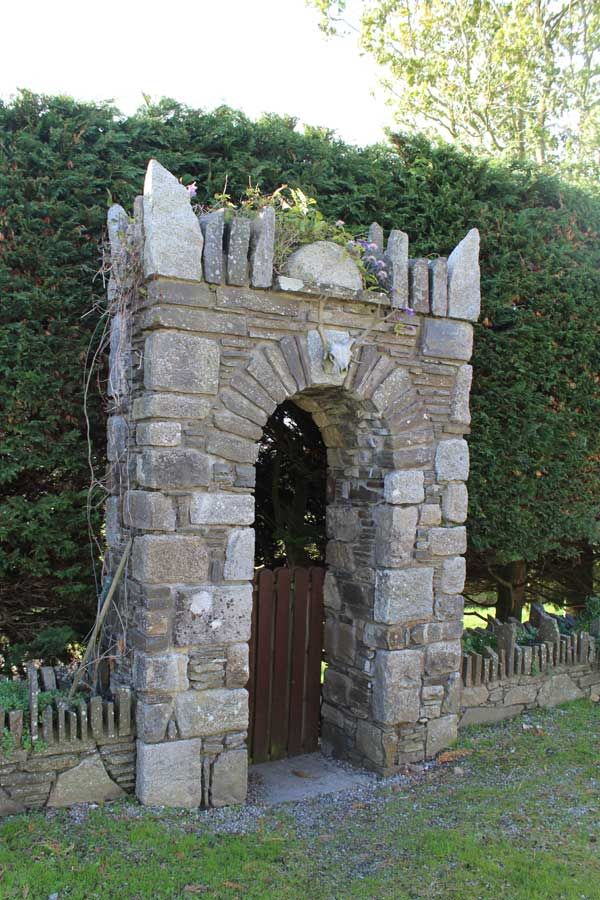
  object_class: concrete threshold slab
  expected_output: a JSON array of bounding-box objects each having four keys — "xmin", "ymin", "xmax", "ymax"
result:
[{"xmin": 248, "ymin": 752, "xmax": 375, "ymax": 805}]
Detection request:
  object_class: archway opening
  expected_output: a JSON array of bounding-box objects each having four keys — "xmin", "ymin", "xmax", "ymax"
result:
[{"xmin": 248, "ymin": 399, "xmax": 327, "ymax": 763}]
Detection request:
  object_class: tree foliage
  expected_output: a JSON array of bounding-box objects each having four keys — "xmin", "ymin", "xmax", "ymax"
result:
[
  {"xmin": 312, "ymin": 0, "xmax": 600, "ymax": 176},
  {"xmin": 0, "ymin": 92, "xmax": 598, "ymax": 640}
]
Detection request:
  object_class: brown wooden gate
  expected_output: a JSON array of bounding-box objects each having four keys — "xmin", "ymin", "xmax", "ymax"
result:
[{"xmin": 248, "ymin": 566, "xmax": 325, "ymax": 763}]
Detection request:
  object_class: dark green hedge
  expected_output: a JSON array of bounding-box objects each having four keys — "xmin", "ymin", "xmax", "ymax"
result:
[{"xmin": 1, "ymin": 92, "xmax": 598, "ymax": 640}]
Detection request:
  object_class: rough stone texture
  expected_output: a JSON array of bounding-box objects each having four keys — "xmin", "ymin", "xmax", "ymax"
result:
[
  {"xmin": 175, "ymin": 584, "xmax": 252, "ymax": 647},
  {"xmin": 447, "ymin": 229, "xmax": 481, "ymax": 321},
  {"xmin": 409, "ymin": 259, "xmax": 430, "ymax": 313},
  {"xmin": 223, "ymin": 529, "xmax": 255, "ymax": 581},
  {"xmin": 428, "ymin": 527, "xmax": 467, "ymax": 556},
  {"xmin": 284, "ymin": 241, "xmax": 362, "ymax": 292},
  {"xmin": 123, "ymin": 491, "xmax": 176, "ymax": 532},
  {"xmin": 132, "ymin": 393, "xmax": 211, "ymax": 421},
  {"xmin": 200, "ymin": 209, "xmax": 225, "ymax": 284},
  {"xmin": 376, "ymin": 506, "xmax": 418, "ymax": 566},
  {"xmin": 132, "ymin": 535, "xmax": 209, "ymax": 584},
  {"xmin": 451, "ymin": 364, "xmax": 473, "ymax": 425},
  {"xmin": 384, "ymin": 470, "xmax": 425, "ymax": 505},
  {"xmin": 429, "ymin": 258, "xmax": 448, "ymax": 317},
  {"xmin": 103, "ymin": 171, "xmax": 483, "ymax": 803},
  {"xmin": 435, "ymin": 439, "xmax": 470, "ymax": 482},
  {"xmin": 440, "ymin": 556, "xmax": 466, "ymax": 595},
  {"xmin": 374, "ymin": 568, "xmax": 434, "ymax": 624},
  {"xmin": 385, "ymin": 230, "xmax": 409, "ymax": 309},
  {"xmin": 133, "ymin": 652, "xmax": 189, "ymax": 693},
  {"xmin": 174, "ymin": 688, "xmax": 248, "ymax": 738},
  {"xmin": 136, "ymin": 738, "xmax": 203, "ymax": 807},
  {"xmin": 190, "ymin": 492, "xmax": 254, "ymax": 525},
  {"xmin": 143, "ymin": 160, "xmax": 203, "ymax": 281},
  {"xmin": 425, "ymin": 714, "xmax": 458, "ymax": 758},
  {"xmin": 373, "ymin": 650, "xmax": 423, "ymax": 724},
  {"xmin": 422, "ymin": 319, "xmax": 473, "ymax": 361},
  {"xmin": 137, "ymin": 448, "xmax": 210, "ymax": 489},
  {"xmin": 144, "ymin": 332, "xmax": 220, "ymax": 395},
  {"xmin": 210, "ymin": 748, "xmax": 247, "ymax": 807},
  {"xmin": 48, "ymin": 753, "xmax": 125, "ymax": 808},
  {"xmin": 537, "ymin": 673, "xmax": 584, "ymax": 707},
  {"xmin": 442, "ymin": 483, "xmax": 468, "ymax": 523},
  {"xmin": 136, "ymin": 421, "xmax": 181, "ymax": 447},
  {"xmin": 107, "ymin": 415, "xmax": 128, "ymax": 462},
  {"xmin": 249, "ymin": 207, "xmax": 275, "ymax": 288},
  {"xmin": 227, "ymin": 215, "xmax": 251, "ymax": 285}
]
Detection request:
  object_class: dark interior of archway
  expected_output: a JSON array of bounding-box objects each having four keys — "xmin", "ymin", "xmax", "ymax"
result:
[{"xmin": 254, "ymin": 399, "xmax": 327, "ymax": 568}]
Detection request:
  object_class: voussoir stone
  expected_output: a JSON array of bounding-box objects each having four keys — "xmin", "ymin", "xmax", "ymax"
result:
[
  {"xmin": 175, "ymin": 584, "xmax": 252, "ymax": 646},
  {"xmin": 307, "ymin": 329, "xmax": 354, "ymax": 384},
  {"xmin": 132, "ymin": 534, "xmax": 209, "ymax": 584},
  {"xmin": 374, "ymin": 568, "xmax": 434, "ymax": 624},
  {"xmin": 136, "ymin": 738, "xmax": 203, "ymax": 807},
  {"xmin": 284, "ymin": 241, "xmax": 362, "ymax": 292},
  {"xmin": 190, "ymin": 492, "xmax": 254, "ymax": 525},
  {"xmin": 144, "ymin": 332, "xmax": 220, "ymax": 395},
  {"xmin": 47, "ymin": 753, "xmax": 125, "ymax": 808},
  {"xmin": 143, "ymin": 159, "xmax": 204, "ymax": 282},
  {"xmin": 174, "ymin": 688, "xmax": 248, "ymax": 738}
]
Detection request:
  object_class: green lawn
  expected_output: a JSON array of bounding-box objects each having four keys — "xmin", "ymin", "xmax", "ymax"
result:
[{"xmin": 1, "ymin": 700, "xmax": 599, "ymax": 899}]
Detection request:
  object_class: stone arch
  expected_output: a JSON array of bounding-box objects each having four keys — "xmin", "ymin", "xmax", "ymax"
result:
[{"xmin": 105, "ymin": 159, "xmax": 478, "ymax": 807}]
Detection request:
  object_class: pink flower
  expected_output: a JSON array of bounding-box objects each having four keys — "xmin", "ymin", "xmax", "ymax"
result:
[
  {"xmin": 187, "ymin": 182, "xmax": 197, "ymax": 199},
  {"xmin": 335, "ymin": 219, "xmax": 345, "ymax": 228}
]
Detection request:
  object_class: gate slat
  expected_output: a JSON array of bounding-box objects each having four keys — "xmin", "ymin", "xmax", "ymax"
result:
[
  {"xmin": 304, "ymin": 567, "xmax": 325, "ymax": 753},
  {"xmin": 252, "ymin": 568, "xmax": 275, "ymax": 763},
  {"xmin": 288, "ymin": 567, "xmax": 310, "ymax": 756},
  {"xmin": 269, "ymin": 568, "xmax": 292, "ymax": 760},
  {"xmin": 248, "ymin": 573, "xmax": 259, "ymax": 747}
]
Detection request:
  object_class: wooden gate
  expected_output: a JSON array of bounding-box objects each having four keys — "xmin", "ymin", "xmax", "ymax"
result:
[{"xmin": 248, "ymin": 566, "xmax": 325, "ymax": 763}]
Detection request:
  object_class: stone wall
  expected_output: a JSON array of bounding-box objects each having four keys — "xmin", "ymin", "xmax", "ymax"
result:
[
  {"xmin": 104, "ymin": 158, "xmax": 480, "ymax": 806},
  {"xmin": 0, "ymin": 668, "xmax": 134, "ymax": 815},
  {"xmin": 460, "ymin": 620, "xmax": 600, "ymax": 726}
]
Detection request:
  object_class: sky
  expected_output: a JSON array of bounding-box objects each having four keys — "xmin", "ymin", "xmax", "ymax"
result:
[{"xmin": 1, "ymin": 0, "xmax": 393, "ymax": 147}]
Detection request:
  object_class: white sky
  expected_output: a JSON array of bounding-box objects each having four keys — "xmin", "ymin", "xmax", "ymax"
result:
[{"xmin": 1, "ymin": 0, "xmax": 393, "ymax": 147}]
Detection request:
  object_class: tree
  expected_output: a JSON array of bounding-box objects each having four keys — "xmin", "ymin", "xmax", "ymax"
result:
[{"xmin": 311, "ymin": 0, "xmax": 600, "ymax": 176}]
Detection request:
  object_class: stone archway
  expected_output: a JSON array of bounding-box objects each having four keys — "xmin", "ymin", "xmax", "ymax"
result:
[{"xmin": 104, "ymin": 160, "xmax": 479, "ymax": 807}]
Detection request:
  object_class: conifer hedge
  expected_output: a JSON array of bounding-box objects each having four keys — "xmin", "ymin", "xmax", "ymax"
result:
[{"xmin": 1, "ymin": 92, "xmax": 598, "ymax": 640}]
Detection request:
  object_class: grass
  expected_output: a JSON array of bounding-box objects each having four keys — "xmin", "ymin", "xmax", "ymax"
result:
[{"xmin": 0, "ymin": 700, "xmax": 599, "ymax": 899}]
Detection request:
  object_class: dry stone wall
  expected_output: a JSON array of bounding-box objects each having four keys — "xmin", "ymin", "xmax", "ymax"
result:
[
  {"xmin": 0, "ymin": 667, "xmax": 134, "ymax": 815},
  {"xmin": 104, "ymin": 158, "xmax": 480, "ymax": 807}
]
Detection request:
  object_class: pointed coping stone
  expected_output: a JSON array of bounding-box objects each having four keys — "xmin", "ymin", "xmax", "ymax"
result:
[
  {"xmin": 143, "ymin": 159, "xmax": 204, "ymax": 282},
  {"xmin": 368, "ymin": 222, "xmax": 384, "ymax": 252},
  {"xmin": 227, "ymin": 215, "xmax": 251, "ymax": 285},
  {"xmin": 200, "ymin": 209, "xmax": 225, "ymax": 284},
  {"xmin": 385, "ymin": 229, "xmax": 409, "ymax": 309},
  {"xmin": 447, "ymin": 228, "xmax": 481, "ymax": 321},
  {"xmin": 429, "ymin": 258, "xmax": 448, "ymax": 316},
  {"xmin": 107, "ymin": 203, "xmax": 130, "ymax": 287},
  {"xmin": 284, "ymin": 241, "xmax": 362, "ymax": 292},
  {"xmin": 409, "ymin": 259, "xmax": 430, "ymax": 313},
  {"xmin": 249, "ymin": 207, "xmax": 275, "ymax": 288}
]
